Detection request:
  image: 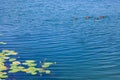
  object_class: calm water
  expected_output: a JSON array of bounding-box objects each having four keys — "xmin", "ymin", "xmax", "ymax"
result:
[{"xmin": 0, "ymin": 0, "xmax": 120, "ymax": 80}]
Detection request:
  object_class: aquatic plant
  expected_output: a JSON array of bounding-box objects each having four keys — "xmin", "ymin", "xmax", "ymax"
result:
[
  {"xmin": 9, "ymin": 58, "xmax": 16, "ymax": 62},
  {"xmin": 0, "ymin": 42, "xmax": 7, "ymax": 44},
  {"xmin": 0, "ymin": 34, "xmax": 56, "ymax": 79},
  {"xmin": 0, "ymin": 50, "xmax": 56, "ymax": 79}
]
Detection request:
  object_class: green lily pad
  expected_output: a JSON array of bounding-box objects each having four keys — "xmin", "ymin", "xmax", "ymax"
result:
[
  {"xmin": 0, "ymin": 58, "xmax": 5, "ymax": 62},
  {"xmin": 38, "ymin": 68, "xmax": 45, "ymax": 73},
  {"xmin": 45, "ymin": 70, "xmax": 51, "ymax": 74},
  {"xmin": 0, "ymin": 64, "xmax": 7, "ymax": 71},
  {"xmin": 0, "ymin": 72, "xmax": 8, "ymax": 79},
  {"xmin": 0, "ymin": 50, "xmax": 56, "ymax": 79},
  {"xmin": 22, "ymin": 67, "xmax": 37, "ymax": 75},
  {"xmin": 22, "ymin": 60, "xmax": 36, "ymax": 67},
  {"xmin": 17, "ymin": 66, "xmax": 25, "ymax": 70},
  {"xmin": 9, "ymin": 69, "xmax": 19, "ymax": 73},
  {"xmin": 2, "ymin": 57, "xmax": 10, "ymax": 60},
  {"xmin": 22, "ymin": 62, "xmax": 37, "ymax": 67},
  {"xmin": 2, "ymin": 50, "xmax": 18, "ymax": 55},
  {"xmin": 42, "ymin": 62, "xmax": 54, "ymax": 68},
  {"xmin": 9, "ymin": 58, "xmax": 16, "ymax": 62},
  {"xmin": 12, "ymin": 61, "xmax": 21, "ymax": 65},
  {"xmin": 9, "ymin": 64, "xmax": 24, "ymax": 73},
  {"xmin": 25, "ymin": 60, "xmax": 35, "ymax": 63},
  {"xmin": 0, "ymin": 54, "xmax": 4, "ymax": 57}
]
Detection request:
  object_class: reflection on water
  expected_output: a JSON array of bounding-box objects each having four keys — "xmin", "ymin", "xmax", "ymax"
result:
[{"xmin": 0, "ymin": 0, "xmax": 120, "ymax": 80}]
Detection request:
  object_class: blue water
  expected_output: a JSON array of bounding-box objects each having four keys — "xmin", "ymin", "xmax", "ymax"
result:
[{"xmin": 0, "ymin": 0, "xmax": 120, "ymax": 80}]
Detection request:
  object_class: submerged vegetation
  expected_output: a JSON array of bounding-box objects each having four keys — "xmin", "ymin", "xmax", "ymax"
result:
[{"xmin": 0, "ymin": 34, "xmax": 56, "ymax": 79}]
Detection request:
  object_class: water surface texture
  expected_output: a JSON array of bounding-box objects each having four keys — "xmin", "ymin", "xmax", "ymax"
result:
[{"xmin": 0, "ymin": 0, "xmax": 120, "ymax": 80}]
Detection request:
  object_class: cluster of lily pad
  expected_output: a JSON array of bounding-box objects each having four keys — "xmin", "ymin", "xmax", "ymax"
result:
[{"xmin": 0, "ymin": 34, "xmax": 56, "ymax": 79}]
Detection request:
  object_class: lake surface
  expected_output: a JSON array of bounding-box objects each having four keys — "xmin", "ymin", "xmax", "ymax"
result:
[{"xmin": 0, "ymin": 0, "xmax": 120, "ymax": 80}]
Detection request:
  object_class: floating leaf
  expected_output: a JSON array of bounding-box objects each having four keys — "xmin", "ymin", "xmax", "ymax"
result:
[
  {"xmin": 12, "ymin": 61, "xmax": 21, "ymax": 65},
  {"xmin": 22, "ymin": 60, "xmax": 36, "ymax": 67},
  {"xmin": 0, "ymin": 50, "xmax": 56, "ymax": 79},
  {"xmin": 22, "ymin": 67, "xmax": 37, "ymax": 75},
  {"xmin": 9, "ymin": 65, "xmax": 24, "ymax": 73},
  {"xmin": 0, "ymin": 42, "xmax": 7, "ymax": 45},
  {"xmin": 22, "ymin": 63, "xmax": 37, "ymax": 67},
  {"xmin": 0, "ymin": 58, "xmax": 5, "ymax": 62},
  {"xmin": 0, "ymin": 72, "xmax": 8, "ymax": 79},
  {"xmin": 17, "ymin": 66, "xmax": 25, "ymax": 70},
  {"xmin": 2, "ymin": 57, "xmax": 10, "ymax": 60},
  {"xmin": 45, "ymin": 70, "xmax": 51, "ymax": 74},
  {"xmin": 38, "ymin": 68, "xmax": 45, "ymax": 73},
  {"xmin": 0, "ymin": 64, "xmax": 7, "ymax": 71},
  {"xmin": 25, "ymin": 60, "xmax": 35, "ymax": 63},
  {"xmin": 42, "ymin": 62, "xmax": 54, "ymax": 68},
  {"xmin": 9, "ymin": 69, "xmax": 20, "ymax": 73},
  {"xmin": 9, "ymin": 58, "xmax": 16, "ymax": 62},
  {"xmin": 2, "ymin": 50, "xmax": 18, "ymax": 55}
]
